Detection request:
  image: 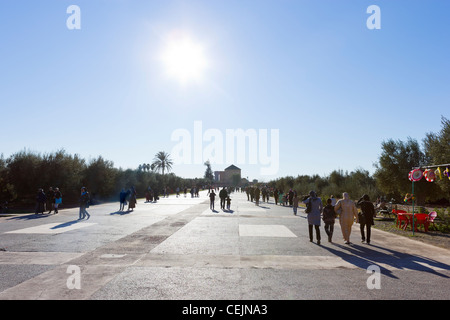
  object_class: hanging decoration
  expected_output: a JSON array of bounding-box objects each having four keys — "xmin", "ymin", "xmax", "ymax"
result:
[
  {"xmin": 404, "ymin": 193, "xmax": 415, "ymax": 204},
  {"xmin": 407, "ymin": 165, "xmax": 450, "ymax": 182},
  {"xmin": 408, "ymin": 168, "xmax": 423, "ymax": 182},
  {"xmin": 435, "ymin": 167, "xmax": 442, "ymax": 180},
  {"xmin": 444, "ymin": 167, "xmax": 450, "ymax": 180},
  {"xmin": 424, "ymin": 169, "xmax": 436, "ymax": 182}
]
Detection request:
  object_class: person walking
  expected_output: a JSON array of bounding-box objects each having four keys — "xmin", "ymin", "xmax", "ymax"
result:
[
  {"xmin": 226, "ymin": 196, "xmax": 231, "ymax": 210},
  {"xmin": 288, "ymin": 189, "xmax": 294, "ymax": 206},
  {"xmin": 292, "ymin": 193, "xmax": 299, "ymax": 215},
  {"xmin": 357, "ymin": 194, "xmax": 375, "ymax": 244},
  {"xmin": 254, "ymin": 186, "xmax": 260, "ymax": 206},
  {"xmin": 35, "ymin": 188, "xmax": 46, "ymax": 214},
  {"xmin": 128, "ymin": 186, "xmax": 137, "ymax": 211},
  {"xmin": 303, "ymin": 191, "xmax": 323, "ymax": 244},
  {"xmin": 79, "ymin": 187, "xmax": 90, "ymax": 219},
  {"xmin": 322, "ymin": 198, "xmax": 336, "ymax": 242},
  {"xmin": 334, "ymin": 192, "xmax": 358, "ymax": 244},
  {"xmin": 119, "ymin": 188, "xmax": 127, "ymax": 211},
  {"xmin": 46, "ymin": 187, "xmax": 54, "ymax": 214},
  {"xmin": 209, "ymin": 189, "xmax": 216, "ymax": 210},
  {"xmin": 219, "ymin": 187, "xmax": 227, "ymax": 210},
  {"xmin": 53, "ymin": 187, "xmax": 62, "ymax": 214},
  {"xmin": 274, "ymin": 188, "xmax": 279, "ymax": 205}
]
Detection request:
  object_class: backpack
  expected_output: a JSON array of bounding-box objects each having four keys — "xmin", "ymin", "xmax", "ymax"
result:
[{"xmin": 305, "ymin": 198, "xmax": 313, "ymax": 213}]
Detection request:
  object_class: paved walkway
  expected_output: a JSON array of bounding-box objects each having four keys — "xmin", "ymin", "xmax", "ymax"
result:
[{"xmin": 0, "ymin": 190, "xmax": 449, "ymax": 300}]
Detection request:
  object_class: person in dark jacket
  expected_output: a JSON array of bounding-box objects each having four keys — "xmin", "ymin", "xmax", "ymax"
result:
[
  {"xmin": 46, "ymin": 187, "xmax": 54, "ymax": 214},
  {"xmin": 119, "ymin": 189, "xmax": 127, "ymax": 211},
  {"xmin": 35, "ymin": 188, "xmax": 46, "ymax": 214},
  {"xmin": 357, "ymin": 194, "xmax": 375, "ymax": 244},
  {"xmin": 209, "ymin": 190, "xmax": 216, "ymax": 210},
  {"xmin": 322, "ymin": 198, "xmax": 336, "ymax": 242},
  {"xmin": 219, "ymin": 187, "xmax": 227, "ymax": 210},
  {"xmin": 79, "ymin": 187, "xmax": 90, "ymax": 219},
  {"xmin": 273, "ymin": 188, "xmax": 279, "ymax": 205},
  {"xmin": 254, "ymin": 186, "xmax": 260, "ymax": 206}
]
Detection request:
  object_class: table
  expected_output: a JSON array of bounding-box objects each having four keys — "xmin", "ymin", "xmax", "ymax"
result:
[{"xmin": 397, "ymin": 213, "xmax": 429, "ymax": 232}]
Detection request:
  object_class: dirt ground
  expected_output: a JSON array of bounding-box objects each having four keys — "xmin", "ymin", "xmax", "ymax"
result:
[{"xmin": 373, "ymin": 218, "xmax": 450, "ymax": 250}]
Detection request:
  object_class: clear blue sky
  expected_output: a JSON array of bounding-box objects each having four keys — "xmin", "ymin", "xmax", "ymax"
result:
[{"xmin": 1, "ymin": 0, "xmax": 449, "ymax": 182}]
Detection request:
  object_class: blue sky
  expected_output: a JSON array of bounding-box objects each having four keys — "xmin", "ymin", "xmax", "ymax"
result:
[{"xmin": 1, "ymin": 0, "xmax": 449, "ymax": 181}]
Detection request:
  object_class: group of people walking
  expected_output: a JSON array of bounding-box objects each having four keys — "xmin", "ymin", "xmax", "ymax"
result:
[
  {"xmin": 302, "ymin": 191, "xmax": 375, "ymax": 245},
  {"xmin": 35, "ymin": 187, "xmax": 63, "ymax": 215},
  {"xmin": 120, "ymin": 187, "xmax": 137, "ymax": 212},
  {"xmin": 34, "ymin": 186, "xmax": 91, "ymax": 220},
  {"xmin": 245, "ymin": 185, "xmax": 271, "ymax": 205},
  {"xmin": 208, "ymin": 187, "xmax": 232, "ymax": 211}
]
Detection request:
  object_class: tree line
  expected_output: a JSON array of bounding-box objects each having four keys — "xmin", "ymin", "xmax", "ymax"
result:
[
  {"xmin": 0, "ymin": 150, "xmax": 207, "ymax": 210},
  {"xmin": 269, "ymin": 116, "xmax": 450, "ymax": 205},
  {"xmin": 1, "ymin": 117, "xmax": 448, "ymax": 210}
]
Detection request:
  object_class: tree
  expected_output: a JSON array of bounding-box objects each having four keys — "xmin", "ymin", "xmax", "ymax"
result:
[
  {"xmin": 373, "ymin": 137, "xmax": 436, "ymax": 204},
  {"xmin": 82, "ymin": 156, "xmax": 118, "ymax": 199},
  {"xmin": 423, "ymin": 116, "xmax": 450, "ymax": 197},
  {"xmin": 204, "ymin": 160, "xmax": 214, "ymax": 183},
  {"xmin": 151, "ymin": 151, "xmax": 173, "ymax": 175},
  {"xmin": 6, "ymin": 149, "xmax": 43, "ymax": 199}
]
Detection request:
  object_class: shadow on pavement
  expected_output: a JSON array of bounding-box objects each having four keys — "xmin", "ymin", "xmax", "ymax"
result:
[
  {"xmin": 110, "ymin": 210, "xmax": 132, "ymax": 216},
  {"xmin": 51, "ymin": 219, "xmax": 80, "ymax": 229},
  {"xmin": 7, "ymin": 213, "xmax": 52, "ymax": 221},
  {"xmin": 321, "ymin": 242, "xmax": 450, "ymax": 279}
]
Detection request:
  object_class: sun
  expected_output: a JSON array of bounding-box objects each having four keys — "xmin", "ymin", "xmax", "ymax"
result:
[{"xmin": 161, "ymin": 34, "xmax": 208, "ymax": 84}]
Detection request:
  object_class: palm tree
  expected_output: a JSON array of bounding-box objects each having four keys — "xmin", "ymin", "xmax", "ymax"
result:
[{"xmin": 152, "ymin": 151, "xmax": 173, "ymax": 175}]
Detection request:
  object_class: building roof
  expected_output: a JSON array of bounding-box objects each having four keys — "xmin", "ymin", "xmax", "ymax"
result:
[{"xmin": 224, "ymin": 164, "xmax": 241, "ymax": 171}]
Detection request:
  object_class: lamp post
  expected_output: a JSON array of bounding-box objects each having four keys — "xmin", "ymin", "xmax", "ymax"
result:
[{"xmin": 411, "ymin": 180, "xmax": 415, "ymax": 236}]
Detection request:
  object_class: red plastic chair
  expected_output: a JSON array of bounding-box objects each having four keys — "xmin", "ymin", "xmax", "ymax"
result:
[
  {"xmin": 396, "ymin": 213, "xmax": 409, "ymax": 229},
  {"xmin": 414, "ymin": 213, "xmax": 430, "ymax": 232},
  {"xmin": 394, "ymin": 210, "xmax": 408, "ymax": 228}
]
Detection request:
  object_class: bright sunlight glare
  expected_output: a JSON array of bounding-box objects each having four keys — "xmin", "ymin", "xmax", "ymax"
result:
[{"xmin": 161, "ymin": 34, "xmax": 208, "ymax": 84}]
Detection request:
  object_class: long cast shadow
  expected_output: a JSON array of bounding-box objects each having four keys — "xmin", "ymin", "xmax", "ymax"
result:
[
  {"xmin": 51, "ymin": 219, "xmax": 80, "ymax": 229},
  {"xmin": 110, "ymin": 210, "xmax": 132, "ymax": 216},
  {"xmin": 8, "ymin": 213, "xmax": 51, "ymax": 221},
  {"xmin": 321, "ymin": 243, "xmax": 450, "ymax": 279}
]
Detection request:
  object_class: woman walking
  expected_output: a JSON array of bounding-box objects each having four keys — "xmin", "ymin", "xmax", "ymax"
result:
[
  {"xmin": 303, "ymin": 191, "xmax": 323, "ymax": 244},
  {"xmin": 334, "ymin": 192, "xmax": 358, "ymax": 244},
  {"xmin": 35, "ymin": 188, "xmax": 46, "ymax": 214},
  {"xmin": 128, "ymin": 186, "xmax": 137, "ymax": 211}
]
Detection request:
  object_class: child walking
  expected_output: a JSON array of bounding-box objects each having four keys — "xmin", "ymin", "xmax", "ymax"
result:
[
  {"xmin": 292, "ymin": 193, "xmax": 299, "ymax": 215},
  {"xmin": 322, "ymin": 198, "xmax": 336, "ymax": 242},
  {"xmin": 226, "ymin": 196, "xmax": 231, "ymax": 210}
]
